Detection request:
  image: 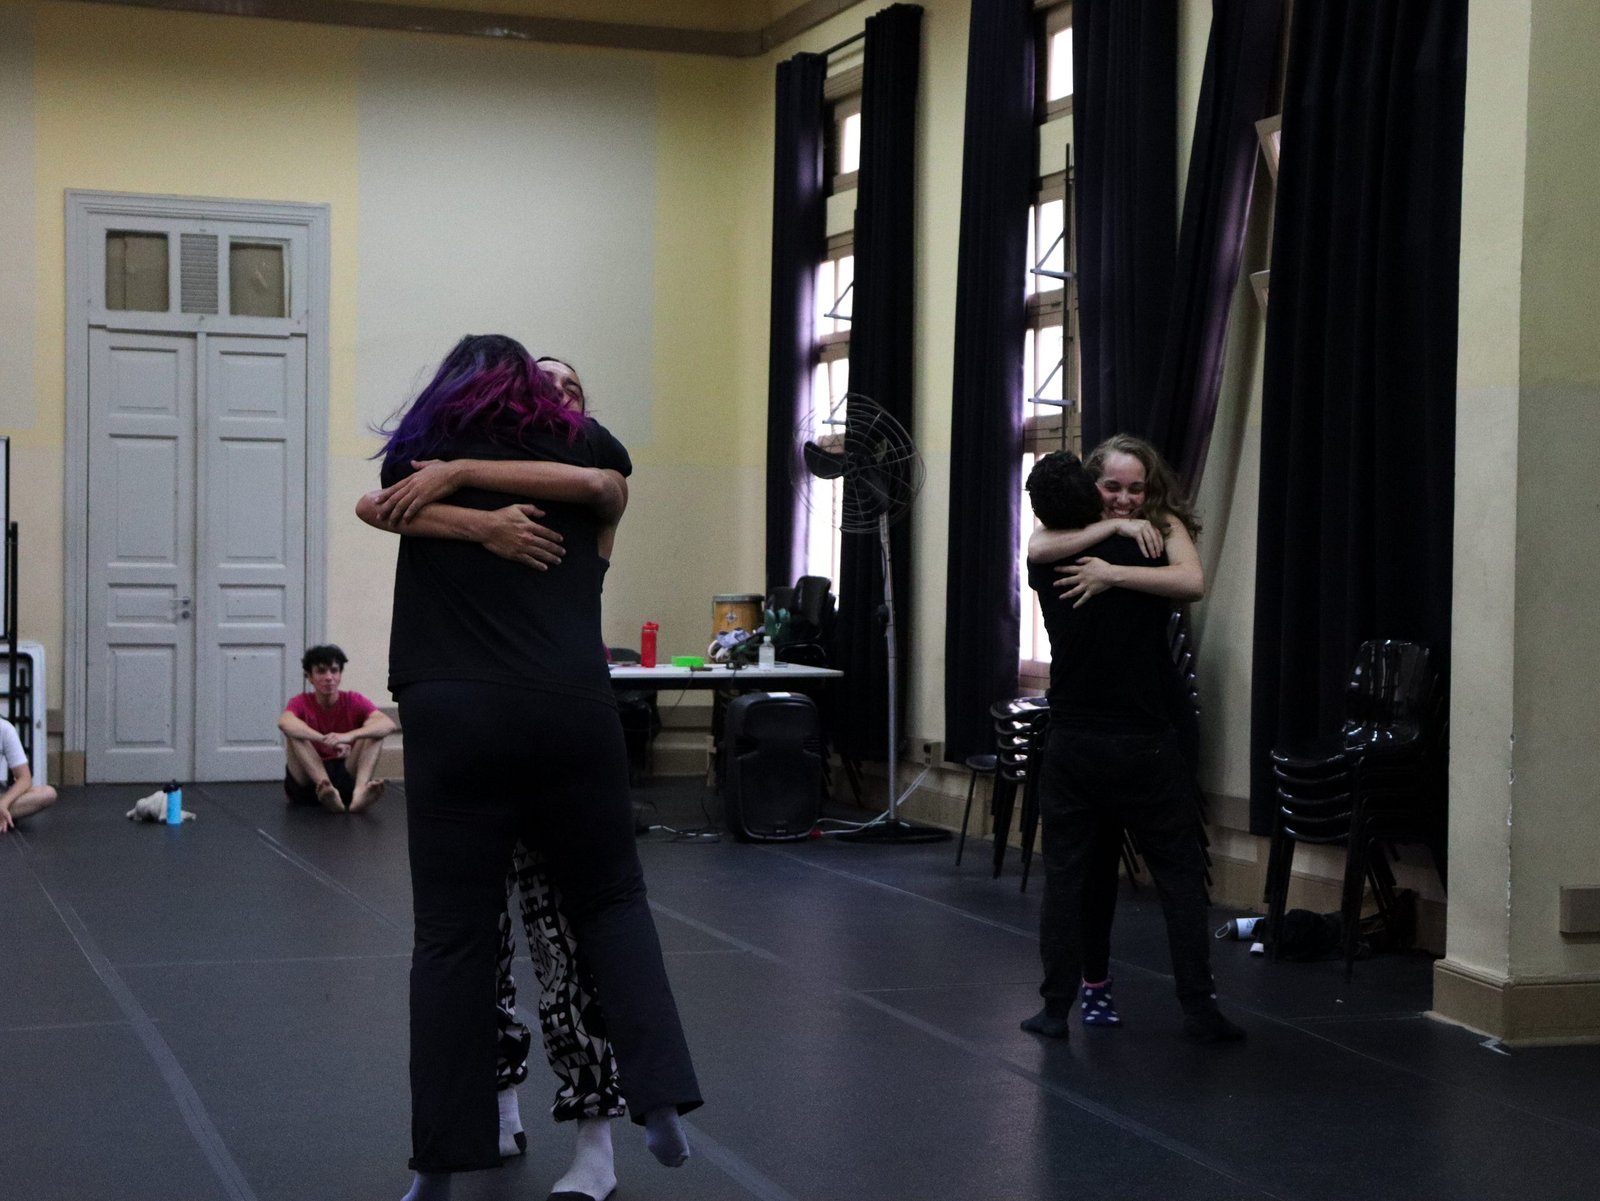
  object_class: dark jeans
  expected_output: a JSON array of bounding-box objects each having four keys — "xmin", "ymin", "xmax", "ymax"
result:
[
  {"xmin": 399, "ymin": 681, "xmax": 701, "ymax": 1173},
  {"xmin": 1038, "ymin": 724, "xmax": 1216, "ymax": 1015}
]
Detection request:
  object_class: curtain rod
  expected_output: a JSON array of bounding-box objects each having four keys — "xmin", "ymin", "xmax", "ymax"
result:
[{"xmin": 821, "ymin": 30, "xmax": 864, "ymax": 57}]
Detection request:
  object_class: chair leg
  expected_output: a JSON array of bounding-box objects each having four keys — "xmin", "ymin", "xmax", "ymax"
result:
[
  {"xmin": 991, "ymin": 778, "xmax": 1018, "ymax": 879},
  {"xmin": 1019, "ymin": 774, "xmax": 1041, "ymax": 893},
  {"xmin": 1266, "ymin": 831, "xmax": 1294, "ymax": 961},
  {"xmin": 955, "ymin": 769, "xmax": 980, "ymax": 865},
  {"xmin": 1340, "ymin": 827, "xmax": 1369, "ymax": 980}
]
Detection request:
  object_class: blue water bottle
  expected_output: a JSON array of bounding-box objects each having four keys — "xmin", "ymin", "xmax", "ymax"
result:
[{"xmin": 164, "ymin": 780, "xmax": 183, "ymax": 826}]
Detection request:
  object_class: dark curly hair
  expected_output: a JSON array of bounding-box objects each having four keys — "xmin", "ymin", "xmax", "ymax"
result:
[
  {"xmin": 1025, "ymin": 451, "xmax": 1102, "ymax": 531},
  {"xmin": 301, "ymin": 644, "xmax": 348, "ymax": 675}
]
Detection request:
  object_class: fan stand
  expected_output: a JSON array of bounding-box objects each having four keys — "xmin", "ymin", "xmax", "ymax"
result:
[{"xmin": 838, "ymin": 513, "xmax": 952, "ymax": 845}]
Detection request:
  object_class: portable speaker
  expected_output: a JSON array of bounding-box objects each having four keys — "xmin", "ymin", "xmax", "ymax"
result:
[{"xmin": 723, "ymin": 691, "xmax": 822, "ymax": 842}]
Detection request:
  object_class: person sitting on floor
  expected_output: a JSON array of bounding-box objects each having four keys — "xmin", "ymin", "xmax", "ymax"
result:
[
  {"xmin": 0, "ymin": 714, "xmax": 56, "ymax": 833},
  {"xmin": 278, "ymin": 644, "xmax": 396, "ymax": 813}
]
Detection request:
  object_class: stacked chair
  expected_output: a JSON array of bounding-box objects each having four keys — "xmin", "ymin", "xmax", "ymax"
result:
[
  {"xmin": 1266, "ymin": 640, "xmax": 1446, "ymax": 976},
  {"xmin": 954, "ymin": 696, "xmax": 1050, "ymax": 879}
]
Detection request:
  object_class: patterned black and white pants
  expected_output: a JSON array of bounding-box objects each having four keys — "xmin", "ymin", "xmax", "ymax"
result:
[{"xmin": 494, "ymin": 841, "xmax": 627, "ymax": 1122}]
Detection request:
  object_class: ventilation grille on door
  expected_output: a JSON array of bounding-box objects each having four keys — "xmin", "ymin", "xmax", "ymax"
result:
[{"xmin": 180, "ymin": 233, "xmax": 219, "ymax": 315}]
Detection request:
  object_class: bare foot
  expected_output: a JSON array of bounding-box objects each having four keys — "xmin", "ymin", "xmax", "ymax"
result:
[
  {"xmin": 315, "ymin": 778, "xmax": 346, "ymax": 812},
  {"xmin": 349, "ymin": 778, "xmax": 386, "ymax": 813}
]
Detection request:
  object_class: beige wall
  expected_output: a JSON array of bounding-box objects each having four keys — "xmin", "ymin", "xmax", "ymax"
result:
[
  {"xmin": 1511, "ymin": 0, "xmax": 1600, "ymax": 973},
  {"xmin": 0, "ymin": 0, "xmax": 765, "ymax": 715},
  {"xmin": 1438, "ymin": 0, "xmax": 1600, "ymax": 1038}
]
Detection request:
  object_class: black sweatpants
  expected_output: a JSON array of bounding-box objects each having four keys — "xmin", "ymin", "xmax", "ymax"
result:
[
  {"xmin": 400, "ymin": 681, "xmax": 701, "ymax": 1173},
  {"xmin": 1037, "ymin": 724, "xmax": 1216, "ymax": 1016}
]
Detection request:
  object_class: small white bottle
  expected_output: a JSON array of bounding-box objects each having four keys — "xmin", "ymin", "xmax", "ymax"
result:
[{"xmin": 758, "ymin": 636, "xmax": 776, "ymax": 669}]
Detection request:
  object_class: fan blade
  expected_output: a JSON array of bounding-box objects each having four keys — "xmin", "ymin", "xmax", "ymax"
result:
[
  {"xmin": 848, "ymin": 465, "xmax": 892, "ymax": 515},
  {"xmin": 803, "ymin": 440, "xmax": 848, "ymax": 480}
]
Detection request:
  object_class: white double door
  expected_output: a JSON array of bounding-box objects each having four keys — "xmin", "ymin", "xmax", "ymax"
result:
[{"xmin": 86, "ymin": 327, "xmax": 307, "ymax": 782}]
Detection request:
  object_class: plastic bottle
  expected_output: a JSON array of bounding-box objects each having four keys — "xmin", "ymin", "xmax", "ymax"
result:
[
  {"xmin": 640, "ymin": 622, "xmax": 659, "ymax": 668},
  {"xmin": 758, "ymin": 635, "xmax": 776, "ymax": 669},
  {"xmin": 164, "ymin": 780, "xmax": 183, "ymax": 826}
]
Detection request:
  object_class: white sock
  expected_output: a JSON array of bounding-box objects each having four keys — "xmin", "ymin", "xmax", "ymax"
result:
[
  {"xmin": 643, "ymin": 1105, "xmax": 690, "ymax": 1168},
  {"xmin": 401, "ymin": 1171, "xmax": 451, "ymax": 1201},
  {"xmin": 548, "ymin": 1116, "xmax": 617, "ymax": 1199},
  {"xmin": 498, "ymin": 1087, "xmax": 526, "ymax": 1158}
]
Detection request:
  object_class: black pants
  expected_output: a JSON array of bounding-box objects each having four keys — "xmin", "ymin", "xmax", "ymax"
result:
[
  {"xmin": 400, "ymin": 681, "xmax": 701, "ymax": 1173},
  {"xmin": 1080, "ymin": 817, "xmax": 1123, "ymax": 983},
  {"xmin": 1037, "ymin": 725, "xmax": 1215, "ymax": 1015}
]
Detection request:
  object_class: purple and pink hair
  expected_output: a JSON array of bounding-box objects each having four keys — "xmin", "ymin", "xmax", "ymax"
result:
[{"xmin": 378, "ymin": 333, "xmax": 584, "ymax": 467}]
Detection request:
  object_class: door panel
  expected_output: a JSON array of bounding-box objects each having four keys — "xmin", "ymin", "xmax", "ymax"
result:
[
  {"xmin": 87, "ymin": 330, "xmax": 195, "ymax": 782},
  {"xmin": 195, "ymin": 335, "xmax": 307, "ymax": 780}
]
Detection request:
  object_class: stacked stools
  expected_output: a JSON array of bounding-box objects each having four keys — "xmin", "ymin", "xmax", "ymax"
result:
[
  {"xmin": 984, "ymin": 697, "xmax": 1050, "ymax": 879},
  {"xmin": 1266, "ymin": 640, "xmax": 1443, "ymax": 976}
]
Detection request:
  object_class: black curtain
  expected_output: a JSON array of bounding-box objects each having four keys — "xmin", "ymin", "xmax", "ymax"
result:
[
  {"xmin": 941, "ymin": 0, "xmax": 1035, "ymax": 763},
  {"xmin": 1145, "ymin": 0, "xmax": 1283, "ymax": 494},
  {"xmin": 836, "ymin": 3, "xmax": 922, "ymax": 762},
  {"xmin": 1249, "ymin": 0, "xmax": 1467, "ymax": 831},
  {"xmin": 1073, "ymin": 0, "xmax": 1177, "ymax": 450},
  {"xmin": 764, "ymin": 52, "xmax": 827, "ymax": 595}
]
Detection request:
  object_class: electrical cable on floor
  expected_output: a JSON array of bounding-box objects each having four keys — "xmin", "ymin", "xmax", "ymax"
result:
[{"xmin": 631, "ymin": 786, "xmax": 722, "ymax": 843}]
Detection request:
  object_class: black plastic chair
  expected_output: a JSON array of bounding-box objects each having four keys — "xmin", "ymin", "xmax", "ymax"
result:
[
  {"xmin": 1265, "ymin": 640, "xmax": 1444, "ymax": 975},
  {"xmin": 987, "ymin": 697, "xmax": 1050, "ymax": 879},
  {"xmin": 954, "ymin": 752, "xmax": 998, "ymax": 865}
]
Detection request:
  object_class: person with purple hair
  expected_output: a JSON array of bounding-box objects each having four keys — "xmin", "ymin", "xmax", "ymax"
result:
[
  {"xmin": 358, "ymin": 334, "xmax": 699, "ymax": 1201},
  {"xmin": 365, "ymin": 354, "xmax": 631, "ymax": 1201}
]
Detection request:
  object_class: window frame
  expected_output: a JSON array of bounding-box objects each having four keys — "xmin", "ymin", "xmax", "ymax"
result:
[
  {"xmin": 825, "ymin": 66, "xmax": 864, "ymax": 196},
  {"xmin": 1019, "ymin": 158, "xmax": 1078, "ymax": 685},
  {"xmin": 1036, "ymin": 1, "xmax": 1074, "ymax": 122}
]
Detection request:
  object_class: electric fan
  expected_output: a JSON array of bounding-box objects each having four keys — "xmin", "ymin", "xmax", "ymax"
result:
[{"xmin": 796, "ymin": 393, "xmax": 949, "ymax": 844}]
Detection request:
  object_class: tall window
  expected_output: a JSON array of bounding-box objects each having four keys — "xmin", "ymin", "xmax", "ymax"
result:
[
  {"xmin": 810, "ymin": 235, "xmax": 853, "ymax": 581},
  {"xmin": 806, "ymin": 66, "xmax": 862, "ymax": 586},
  {"xmin": 1020, "ymin": 2, "xmax": 1076, "ymax": 683}
]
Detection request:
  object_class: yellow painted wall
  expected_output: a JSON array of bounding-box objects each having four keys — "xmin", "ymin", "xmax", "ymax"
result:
[
  {"xmin": 1448, "ymin": 0, "xmax": 1529, "ymax": 980},
  {"xmin": 1506, "ymin": 0, "xmax": 1600, "ymax": 980},
  {"xmin": 3, "ymin": 0, "xmax": 762, "ymax": 717}
]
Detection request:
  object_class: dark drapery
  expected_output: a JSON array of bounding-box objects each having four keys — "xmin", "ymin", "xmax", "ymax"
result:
[
  {"xmin": 1249, "ymin": 0, "xmax": 1467, "ymax": 831},
  {"xmin": 836, "ymin": 3, "xmax": 922, "ymax": 762},
  {"xmin": 1145, "ymin": 0, "xmax": 1283, "ymax": 493},
  {"xmin": 940, "ymin": 0, "xmax": 1035, "ymax": 763},
  {"xmin": 1073, "ymin": 0, "xmax": 1177, "ymax": 450},
  {"xmin": 764, "ymin": 52, "xmax": 827, "ymax": 594}
]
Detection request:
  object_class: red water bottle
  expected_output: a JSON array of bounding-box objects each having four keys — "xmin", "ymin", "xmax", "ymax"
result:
[{"xmin": 641, "ymin": 622, "xmax": 658, "ymax": 668}]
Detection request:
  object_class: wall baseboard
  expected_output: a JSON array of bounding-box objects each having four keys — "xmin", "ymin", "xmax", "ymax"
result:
[{"xmin": 1432, "ymin": 959, "xmax": 1600, "ymax": 1046}]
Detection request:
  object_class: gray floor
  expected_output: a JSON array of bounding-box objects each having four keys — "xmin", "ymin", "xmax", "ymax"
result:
[{"xmin": 3, "ymin": 777, "xmax": 1597, "ymax": 1201}]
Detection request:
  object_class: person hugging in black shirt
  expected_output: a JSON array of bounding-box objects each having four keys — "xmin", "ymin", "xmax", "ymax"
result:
[{"xmin": 1021, "ymin": 450, "xmax": 1244, "ymax": 1044}]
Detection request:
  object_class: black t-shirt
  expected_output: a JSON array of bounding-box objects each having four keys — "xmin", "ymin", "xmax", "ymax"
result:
[
  {"xmin": 382, "ymin": 417, "xmax": 631, "ymax": 706},
  {"xmin": 1026, "ymin": 535, "xmax": 1176, "ymax": 733}
]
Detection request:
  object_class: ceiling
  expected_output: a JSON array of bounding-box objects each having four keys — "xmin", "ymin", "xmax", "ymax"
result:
[{"xmin": 81, "ymin": 0, "xmax": 862, "ymax": 55}]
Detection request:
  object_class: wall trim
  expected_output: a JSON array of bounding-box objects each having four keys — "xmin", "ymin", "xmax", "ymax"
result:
[
  {"xmin": 1432, "ymin": 958, "xmax": 1600, "ymax": 1046},
  {"xmin": 80, "ymin": 0, "xmax": 868, "ymax": 57}
]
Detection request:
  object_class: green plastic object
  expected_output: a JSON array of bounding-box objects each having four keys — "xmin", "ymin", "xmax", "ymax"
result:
[{"xmin": 670, "ymin": 655, "xmax": 705, "ymax": 668}]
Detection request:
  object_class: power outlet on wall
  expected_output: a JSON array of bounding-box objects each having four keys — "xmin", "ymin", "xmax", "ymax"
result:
[{"xmin": 918, "ymin": 739, "xmax": 943, "ymax": 767}]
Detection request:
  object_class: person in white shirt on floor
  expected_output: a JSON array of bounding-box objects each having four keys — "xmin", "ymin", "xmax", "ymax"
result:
[{"xmin": 0, "ymin": 715, "xmax": 56, "ymax": 833}]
